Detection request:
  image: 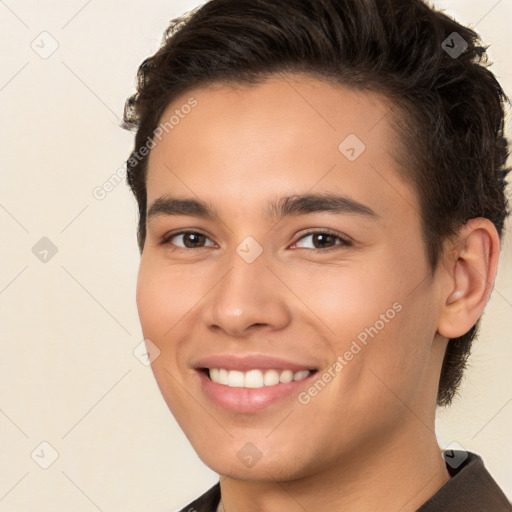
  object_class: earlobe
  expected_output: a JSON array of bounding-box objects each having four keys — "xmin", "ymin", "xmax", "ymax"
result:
[{"xmin": 437, "ymin": 218, "xmax": 500, "ymax": 339}]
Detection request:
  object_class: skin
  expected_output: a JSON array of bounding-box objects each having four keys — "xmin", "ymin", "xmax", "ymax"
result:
[{"xmin": 136, "ymin": 73, "xmax": 499, "ymax": 512}]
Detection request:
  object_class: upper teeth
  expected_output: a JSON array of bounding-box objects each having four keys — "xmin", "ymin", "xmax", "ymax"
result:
[{"xmin": 209, "ymin": 369, "xmax": 311, "ymax": 388}]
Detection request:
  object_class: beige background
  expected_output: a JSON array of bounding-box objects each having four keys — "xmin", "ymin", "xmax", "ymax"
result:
[{"xmin": 0, "ymin": 1, "xmax": 510, "ymax": 510}]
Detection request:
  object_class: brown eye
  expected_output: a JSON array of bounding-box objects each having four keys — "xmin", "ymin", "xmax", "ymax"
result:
[
  {"xmin": 163, "ymin": 232, "xmax": 216, "ymax": 249},
  {"xmin": 294, "ymin": 231, "xmax": 351, "ymax": 251}
]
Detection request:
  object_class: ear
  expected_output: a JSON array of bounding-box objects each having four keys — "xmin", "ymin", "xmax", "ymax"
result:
[{"xmin": 437, "ymin": 218, "xmax": 500, "ymax": 339}]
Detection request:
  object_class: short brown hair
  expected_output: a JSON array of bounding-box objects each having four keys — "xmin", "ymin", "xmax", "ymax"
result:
[{"xmin": 122, "ymin": 0, "xmax": 510, "ymax": 406}]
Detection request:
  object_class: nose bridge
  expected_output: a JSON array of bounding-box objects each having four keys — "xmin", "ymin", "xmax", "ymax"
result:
[{"xmin": 205, "ymin": 244, "xmax": 291, "ymax": 335}]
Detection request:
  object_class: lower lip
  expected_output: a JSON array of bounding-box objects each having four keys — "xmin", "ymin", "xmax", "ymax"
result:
[{"xmin": 197, "ymin": 370, "xmax": 316, "ymax": 413}]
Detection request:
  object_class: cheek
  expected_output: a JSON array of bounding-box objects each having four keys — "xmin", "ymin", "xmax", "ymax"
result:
[
  {"xmin": 135, "ymin": 260, "xmax": 197, "ymax": 417},
  {"xmin": 284, "ymin": 258, "xmax": 434, "ymax": 392},
  {"xmin": 135, "ymin": 256, "xmax": 205, "ymax": 337},
  {"xmin": 283, "ymin": 261, "xmax": 400, "ymax": 341}
]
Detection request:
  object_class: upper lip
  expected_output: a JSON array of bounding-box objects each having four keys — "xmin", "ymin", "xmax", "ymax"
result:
[{"xmin": 193, "ymin": 354, "xmax": 318, "ymax": 372}]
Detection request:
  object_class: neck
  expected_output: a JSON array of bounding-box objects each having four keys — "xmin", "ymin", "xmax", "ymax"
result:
[{"xmin": 218, "ymin": 422, "xmax": 450, "ymax": 512}]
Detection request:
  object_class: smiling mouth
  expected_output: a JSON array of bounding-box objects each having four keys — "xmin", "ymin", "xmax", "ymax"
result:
[{"xmin": 202, "ymin": 368, "xmax": 317, "ymax": 388}]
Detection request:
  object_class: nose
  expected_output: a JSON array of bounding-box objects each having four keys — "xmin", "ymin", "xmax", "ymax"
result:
[{"xmin": 202, "ymin": 251, "xmax": 292, "ymax": 338}]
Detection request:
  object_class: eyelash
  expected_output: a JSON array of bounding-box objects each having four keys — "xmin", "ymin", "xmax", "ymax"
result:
[{"xmin": 159, "ymin": 229, "xmax": 352, "ymax": 253}]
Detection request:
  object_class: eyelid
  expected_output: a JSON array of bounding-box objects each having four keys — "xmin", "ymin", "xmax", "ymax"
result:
[
  {"xmin": 159, "ymin": 229, "xmax": 217, "ymax": 248},
  {"xmin": 160, "ymin": 228, "xmax": 352, "ymax": 252},
  {"xmin": 291, "ymin": 229, "xmax": 353, "ymax": 251}
]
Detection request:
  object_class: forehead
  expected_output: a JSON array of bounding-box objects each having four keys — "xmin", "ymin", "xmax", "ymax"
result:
[{"xmin": 145, "ymin": 74, "xmax": 417, "ymax": 221}]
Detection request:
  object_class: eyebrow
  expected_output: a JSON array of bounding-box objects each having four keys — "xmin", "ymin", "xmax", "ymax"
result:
[{"xmin": 147, "ymin": 192, "xmax": 378, "ymax": 222}]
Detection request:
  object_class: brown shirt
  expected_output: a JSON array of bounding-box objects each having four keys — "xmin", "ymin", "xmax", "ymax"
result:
[{"xmin": 178, "ymin": 451, "xmax": 511, "ymax": 511}]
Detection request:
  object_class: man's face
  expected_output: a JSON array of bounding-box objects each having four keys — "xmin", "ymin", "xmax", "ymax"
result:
[{"xmin": 137, "ymin": 75, "xmax": 446, "ymax": 480}]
